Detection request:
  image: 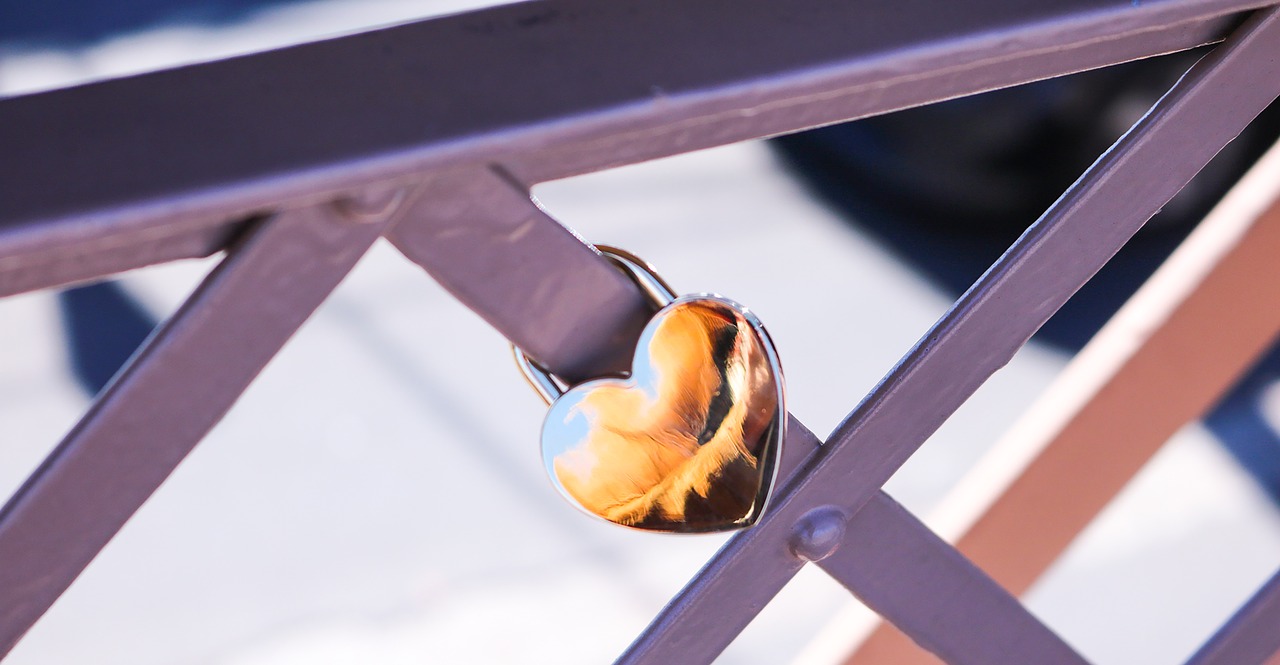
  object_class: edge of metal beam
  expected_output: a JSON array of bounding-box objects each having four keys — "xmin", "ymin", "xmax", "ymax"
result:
[
  {"xmin": 0, "ymin": 0, "xmax": 1268, "ymax": 296},
  {"xmin": 614, "ymin": 8, "xmax": 1280, "ymax": 662},
  {"xmin": 0, "ymin": 191, "xmax": 405, "ymax": 657}
]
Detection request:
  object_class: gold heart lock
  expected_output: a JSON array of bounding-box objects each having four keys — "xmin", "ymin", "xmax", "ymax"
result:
[{"xmin": 515, "ymin": 248, "xmax": 785, "ymax": 533}]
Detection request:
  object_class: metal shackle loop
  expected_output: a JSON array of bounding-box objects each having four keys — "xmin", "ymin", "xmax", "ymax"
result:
[{"xmin": 513, "ymin": 245, "xmax": 677, "ymax": 405}]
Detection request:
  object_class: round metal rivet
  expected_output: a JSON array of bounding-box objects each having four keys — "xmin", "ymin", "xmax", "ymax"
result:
[
  {"xmin": 334, "ymin": 185, "xmax": 407, "ymax": 223},
  {"xmin": 789, "ymin": 506, "xmax": 846, "ymax": 562}
]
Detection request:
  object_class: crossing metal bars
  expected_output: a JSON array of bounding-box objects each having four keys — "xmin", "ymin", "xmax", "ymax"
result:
[{"xmin": 2, "ymin": 0, "xmax": 1280, "ymax": 662}]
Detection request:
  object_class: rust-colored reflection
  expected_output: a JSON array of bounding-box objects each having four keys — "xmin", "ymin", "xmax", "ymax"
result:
[{"xmin": 542, "ymin": 297, "xmax": 783, "ymax": 533}]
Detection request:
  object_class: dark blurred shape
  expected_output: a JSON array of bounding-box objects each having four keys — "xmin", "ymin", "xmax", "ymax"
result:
[
  {"xmin": 58, "ymin": 281, "xmax": 158, "ymax": 395},
  {"xmin": 773, "ymin": 50, "xmax": 1280, "ymax": 498},
  {"xmin": 774, "ymin": 49, "xmax": 1280, "ymax": 348},
  {"xmin": 1206, "ymin": 345, "xmax": 1280, "ymax": 504},
  {"xmin": 1, "ymin": 0, "xmax": 300, "ymax": 48}
]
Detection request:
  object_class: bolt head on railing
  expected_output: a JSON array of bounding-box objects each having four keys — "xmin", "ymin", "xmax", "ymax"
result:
[
  {"xmin": 789, "ymin": 506, "xmax": 847, "ymax": 562},
  {"xmin": 333, "ymin": 185, "xmax": 408, "ymax": 224}
]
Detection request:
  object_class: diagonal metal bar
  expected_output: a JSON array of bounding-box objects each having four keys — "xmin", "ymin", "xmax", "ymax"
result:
[
  {"xmin": 615, "ymin": 8, "xmax": 1280, "ymax": 664},
  {"xmin": 843, "ymin": 135, "xmax": 1280, "ymax": 665},
  {"xmin": 0, "ymin": 1, "xmax": 1275, "ymax": 663},
  {"xmin": 390, "ymin": 165, "xmax": 1086, "ymax": 665},
  {"xmin": 0, "ymin": 195, "xmax": 404, "ymax": 658},
  {"xmin": 386, "ymin": 167, "xmax": 652, "ymax": 384},
  {"xmin": 385, "ymin": 15, "xmax": 1280, "ymax": 660},
  {"xmin": 818, "ymin": 494, "xmax": 1087, "ymax": 665},
  {"xmin": 1, "ymin": 0, "xmax": 1270, "ymax": 297},
  {"xmin": 1185, "ymin": 568, "xmax": 1280, "ymax": 665},
  {"xmin": 790, "ymin": 428, "xmax": 1088, "ymax": 664}
]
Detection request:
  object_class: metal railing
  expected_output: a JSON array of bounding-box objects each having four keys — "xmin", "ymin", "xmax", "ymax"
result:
[{"xmin": 2, "ymin": 0, "xmax": 1280, "ymax": 662}]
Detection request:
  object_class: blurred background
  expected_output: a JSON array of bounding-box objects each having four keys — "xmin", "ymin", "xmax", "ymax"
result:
[{"xmin": 2, "ymin": 1, "xmax": 1280, "ymax": 663}]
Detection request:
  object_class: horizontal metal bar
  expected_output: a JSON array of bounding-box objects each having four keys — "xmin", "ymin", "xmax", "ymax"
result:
[
  {"xmin": 0, "ymin": 217, "xmax": 247, "ymax": 299},
  {"xmin": 0, "ymin": 0, "xmax": 1268, "ymax": 296},
  {"xmin": 818, "ymin": 493, "xmax": 1086, "ymax": 665},
  {"xmin": 0, "ymin": 196, "xmax": 400, "ymax": 658},
  {"xmin": 1185, "ymin": 567, "xmax": 1280, "ymax": 665},
  {"xmin": 615, "ymin": 8, "xmax": 1280, "ymax": 663}
]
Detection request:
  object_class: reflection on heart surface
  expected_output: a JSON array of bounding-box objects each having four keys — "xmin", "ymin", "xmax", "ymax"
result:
[{"xmin": 542, "ymin": 296, "xmax": 784, "ymax": 533}]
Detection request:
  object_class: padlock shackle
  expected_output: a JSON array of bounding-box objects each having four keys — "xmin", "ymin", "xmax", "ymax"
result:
[
  {"xmin": 513, "ymin": 349, "xmax": 565, "ymax": 405},
  {"xmin": 596, "ymin": 245, "xmax": 678, "ymax": 306},
  {"xmin": 513, "ymin": 245, "xmax": 676, "ymax": 404}
]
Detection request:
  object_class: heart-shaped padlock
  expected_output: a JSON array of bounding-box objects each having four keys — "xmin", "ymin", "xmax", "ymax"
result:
[{"xmin": 515, "ymin": 248, "xmax": 785, "ymax": 533}]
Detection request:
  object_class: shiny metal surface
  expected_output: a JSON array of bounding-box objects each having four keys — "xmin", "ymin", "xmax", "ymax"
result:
[
  {"xmin": 5, "ymin": 0, "xmax": 1277, "ymax": 660},
  {"xmin": 594, "ymin": 246, "xmax": 678, "ymax": 308},
  {"xmin": 541, "ymin": 295, "xmax": 785, "ymax": 533},
  {"xmin": 514, "ymin": 247, "xmax": 786, "ymax": 532}
]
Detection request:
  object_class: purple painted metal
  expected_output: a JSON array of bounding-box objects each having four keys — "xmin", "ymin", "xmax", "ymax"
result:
[
  {"xmin": 0, "ymin": 0, "xmax": 1278, "ymax": 662},
  {"xmin": 388, "ymin": 169, "xmax": 1088, "ymax": 661},
  {"xmin": 1185, "ymin": 568, "xmax": 1280, "ymax": 665},
  {"xmin": 386, "ymin": 168, "xmax": 652, "ymax": 384},
  {"xmin": 0, "ymin": 0, "xmax": 1265, "ymax": 299},
  {"xmin": 0, "ymin": 196, "xmax": 406, "ymax": 657},
  {"xmin": 614, "ymin": 8, "xmax": 1280, "ymax": 663},
  {"xmin": 747, "ymin": 419, "xmax": 1090, "ymax": 659},
  {"xmin": 819, "ymin": 494, "xmax": 1086, "ymax": 665}
]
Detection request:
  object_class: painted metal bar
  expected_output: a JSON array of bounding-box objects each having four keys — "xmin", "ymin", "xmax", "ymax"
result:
[
  {"xmin": 1185, "ymin": 568, "xmax": 1280, "ymax": 665},
  {"xmin": 620, "ymin": 417, "xmax": 1086, "ymax": 665},
  {"xmin": 0, "ymin": 193, "xmax": 405, "ymax": 658},
  {"xmin": 386, "ymin": 162, "xmax": 1070, "ymax": 665},
  {"xmin": 389, "ymin": 173, "xmax": 1083, "ymax": 665},
  {"xmin": 614, "ymin": 9, "xmax": 1280, "ymax": 663},
  {"xmin": 609, "ymin": 420, "xmax": 819, "ymax": 665},
  {"xmin": 0, "ymin": 0, "xmax": 1267, "ymax": 298},
  {"xmin": 818, "ymin": 494, "xmax": 1087, "ymax": 665},
  {"xmin": 839, "ymin": 135, "xmax": 1280, "ymax": 665},
  {"xmin": 386, "ymin": 167, "xmax": 652, "ymax": 384},
  {"xmin": 0, "ymin": 2, "xmax": 1271, "ymax": 663}
]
